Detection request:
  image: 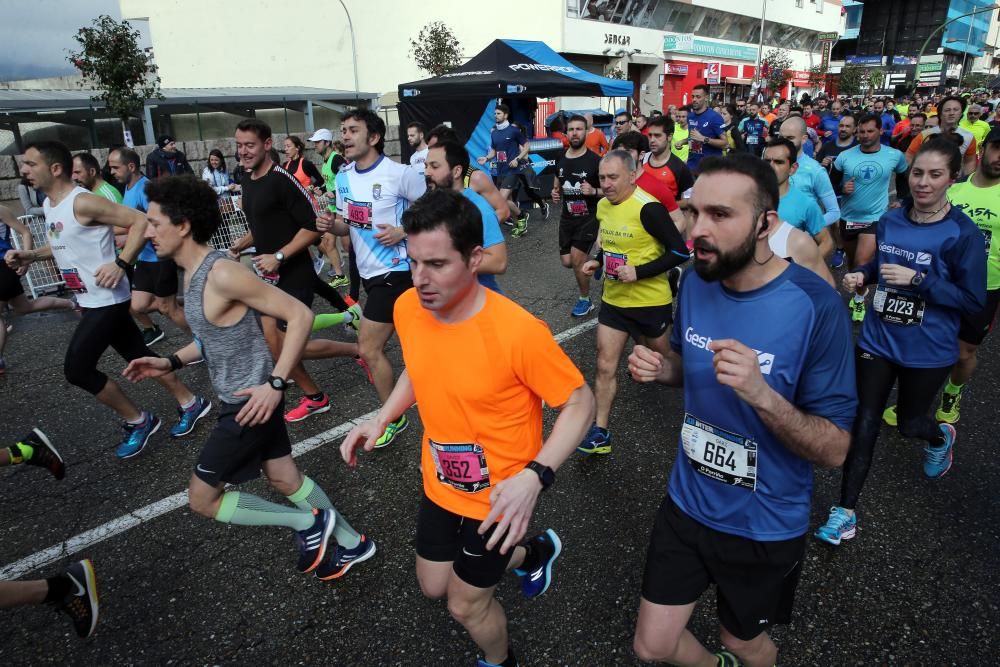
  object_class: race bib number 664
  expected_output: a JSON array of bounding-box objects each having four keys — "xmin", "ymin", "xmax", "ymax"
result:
[{"xmin": 680, "ymin": 413, "xmax": 757, "ymax": 491}]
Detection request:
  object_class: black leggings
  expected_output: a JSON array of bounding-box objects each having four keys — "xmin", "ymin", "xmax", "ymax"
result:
[
  {"xmin": 839, "ymin": 347, "xmax": 950, "ymax": 509},
  {"xmin": 312, "ymin": 275, "xmax": 349, "ymax": 311},
  {"xmin": 347, "ymin": 247, "xmax": 360, "ymax": 302},
  {"xmin": 65, "ymin": 301, "xmax": 155, "ymax": 395}
]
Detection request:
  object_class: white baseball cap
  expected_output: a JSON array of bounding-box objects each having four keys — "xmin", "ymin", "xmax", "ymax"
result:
[{"xmin": 308, "ymin": 128, "xmax": 334, "ymax": 142}]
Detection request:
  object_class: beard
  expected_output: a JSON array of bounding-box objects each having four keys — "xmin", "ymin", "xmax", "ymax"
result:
[
  {"xmin": 693, "ymin": 223, "xmax": 759, "ymax": 282},
  {"xmin": 980, "ymin": 156, "xmax": 1000, "ymax": 180},
  {"xmin": 425, "ymin": 174, "xmax": 453, "ymax": 190},
  {"xmin": 569, "ymin": 137, "xmax": 585, "ymax": 149}
]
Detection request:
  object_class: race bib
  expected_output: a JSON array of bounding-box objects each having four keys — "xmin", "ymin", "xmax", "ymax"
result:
[
  {"xmin": 497, "ymin": 151, "xmax": 508, "ymax": 163},
  {"xmin": 845, "ymin": 220, "xmax": 875, "ymax": 231},
  {"xmin": 60, "ymin": 268, "xmax": 88, "ymax": 293},
  {"xmin": 567, "ymin": 200, "xmax": 589, "ymax": 217},
  {"xmin": 873, "ymin": 285, "xmax": 925, "ymax": 326},
  {"xmin": 345, "ymin": 198, "xmax": 373, "ymax": 229},
  {"xmin": 604, "ymin": 251, "xmax": 627, "ymax": 280},
  {"xmin": 681, "ymin": 414, "xmax": 757, "ymax": 491},
  {"xmin": 429, "ymin": 439, "xmax": 491, "ymax": 494},
  {"xmin": 253, "ymin": 264, "xmax": 279, "ymax": 286},
  {"xmin": 983, "ymin": 229, "xmax": 992, "ymax": 254},
  {"xmin": 747, "ymin": 134, "xmax": 759, "ymax": 145},
  {"xmin": 690, "ymin": 140, "xmax": 703, "ymax": 155}
]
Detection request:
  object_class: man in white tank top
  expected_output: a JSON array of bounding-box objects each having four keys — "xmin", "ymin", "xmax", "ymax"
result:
[{"xmin": 7, "ymin": 142, "xmax": 211, "ymax": 459}]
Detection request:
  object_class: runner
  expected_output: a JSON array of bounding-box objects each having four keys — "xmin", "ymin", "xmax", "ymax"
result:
[
  {"xmin": 817, "ymin": 98, "xmax": 844, "ymax": 145},
  {"xmin": 0, "ymin": 559, "xmax": 99, "ymax": 639},
  {"xmin": 308, "ymin": 129, "xmax": 353, "ymax": 290},
  {"xmin": 959, "ymin": 103, "xmax": 991, "ymax": 149},
  {"xmin": 424, "ymin": 139, "xmax": 508, "ymax": 293},
  {"xmin": 8, "ymin": 141, "xmax": 210, "ymax": 457},
  {"xmin": 778, "ymin": 117, "xmax": 841, "ymax": 238},
  {"xmin": 831, "ymin": 114, "xmax": 909, "ymax": 322},
  {"xmin": 628, "ymin": 153, "xmax": 855, "ymax": 667},
  {"xmin": 340, "ymin": 188, "xmax": 594, "ymax": 667},
  {"xmin": 739, "ymin": 102, "xmax": 770, "ymax": 157},
  {"xmin": 477, "ymin": 104, "xmax": 531, "ymax": 237},
  {"xmin": 817, "ymin": 114, "xmax": 858, "ymax": 269},
  {"xmin": 124, "ymin": 174, "xmax": 374, "ymax": 581},
  {"xmin": 641, "ymin": 115, "xmax": 695, "ymax": 201},
  {"xmin": 672, "ymin": 107, "xmax": 691, "ymax": 164},
  {"xmin": 317, "ymin": 108, "xmax": 427, "ymax": 447},
  {"xmin": 550, "ymin": 114, "xmax": 602, "ymax": 317},
  {"xmin": 577, "ymin": 150, "xmax": 689, "ymax": 455},
  {"xmin": 612, "ymin": 132, "xmax": 688, "ymax": 234},
  {"xmin": 905, "ymin": 95, "xmax": 979, "ymax": 176},
  {"xmin": 763, "ymin": 137, "xmax": 834, "ymax": 257},
  {"xmin": 584, "ymin": 112, "xmax": 610, "ymax": 156},
  {"xmin": 614, "ymin": 111, "xmax": 635, "ymax": 136},
  {"xmin": 407, "ymin": 122, "xmax": 430, "ymax": 173},
  {"xmin": 71, "ymin": 153, "xmax": 122, "ymax": 204},
  {"xmin": 685, "ymin": 84, "xmax": 726, "ymax": 174},
  {"xmin": 426, "ymin": 124, "xmax": 510, "ymax": 226},
  {"xmin": 815, "ymin": 138, "xmax": 986, "ymax": 546},
  {"xmin": 227, "ymin": 119, "xmax": 358, "ymax": 423}
]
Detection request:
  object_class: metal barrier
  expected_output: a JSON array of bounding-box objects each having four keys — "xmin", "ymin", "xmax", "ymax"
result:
[
  {"xmin": 13, "ymin": 215, "xmax": 66, "ymax": 298},
  {"xmin": 209, "ymin": 196, "xmax": 250, "ymax": 252}
]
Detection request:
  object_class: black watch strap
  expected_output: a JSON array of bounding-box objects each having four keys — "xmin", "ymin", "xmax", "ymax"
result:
[
  {"xmin": 167, "ymin": 354, "xmax": 183, "ymax": 371},
  {"xmin": 115, "ymin": 257, "xmax": 130, "ymax": 271},
  {"xmin": 525, "ymin": 461, "xmax": 555, "ymax": 491},
  {"xmin": 268, "ymin": 375, "xmax": 289, "ymax": 391}
]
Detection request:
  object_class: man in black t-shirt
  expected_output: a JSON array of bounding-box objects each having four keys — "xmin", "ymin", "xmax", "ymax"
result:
[
  {"xmin": 230, "ymin": 119, "xmax": 359, "ymax": 424},
  {"xmin": 551, "ymin": 115, "xmax": 602, "ymax": 318}
]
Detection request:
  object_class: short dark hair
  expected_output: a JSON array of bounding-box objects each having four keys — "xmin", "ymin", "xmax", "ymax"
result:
[
  {"xmin": 496, "ymin": 103, "xmax": 510, "ymax": 116},
  {"xmin": 342, "ymin": 107, "xmax": 385, "ymax": 154},
  {"xmin": 697, "ymin": 154, "xmax": 779, "ymax": 218},
  {"xmin": 611, "ymin": 130, "xmax": 650, "ymax": 153},
  {"xmin": 693, "ymin": 83, "xmax": 710, "ymax": 96},
  {"xmin": 911, "ymin": 112, "xmax": 928, "ymax": 122},
  {"xmin": 647, "ymin": 115, "xmax": 675, "ymax": 135},
  {"xmin": 25, "ymin": 141, "xmax": 72, "ymax": 175},
  {"xmin": 432, "ymin": 140, "xmax": 470, "ymax": 174},
  {"xmin": 764, "ymin": 137, "xmax": 798, "ymax": 165},
  {"xmin": 402, "ymin": 188, "xmax": 483, "ymax": 261},
  {"xmin": 113, "ymin": 147, "xmax": 142, "ymax": 171},
  {"xmin": 938, "ymin": 95, "xmax": 967, "ymax": 114},
  {"xmin": 73, "ymin": 152, "xmax": 101, "ymax": 174},
  {"xmin": 144, "ymin": 174, "xmax": 222, "ymax": 244},
  {"xmin": 566, "ymin": 114, "xmax": 587, "ymax": 129},
  {"xmin": 858, "ymin": 112, "xmax": 882, "ymax": 130},
  {"xmin": 236, "ymin": 118, "xmax": 272, "ymax": 141},
  {"xmin": 615, "ymin": 111, "xmax": 632, "ymax": 121},
  {"xmin": 406, "ymin": 121, "xmax": 427, "ymax": 134},
  {"xmin": 427, "ymin": 124, "xmax": 461, "ymax": 146},
  {"xmin": 914, "ymin": 135, "xmax": 962, "ymax": 180}
]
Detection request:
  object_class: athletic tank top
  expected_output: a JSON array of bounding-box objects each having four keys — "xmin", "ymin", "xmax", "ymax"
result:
[
  {"xmin": 768, "ymin": 221, "xmax": 794, "ymax": 259},
  {"xmin": 283, "ymin": 158, "xmax": 311, "ymax": 190},
  {"xmin": 43, "ymin": 186, "xmax": 130, "ymax": 308},
  {"xmin": 184, "ymin": 251, "xmax": 272, "ymax": 404}
]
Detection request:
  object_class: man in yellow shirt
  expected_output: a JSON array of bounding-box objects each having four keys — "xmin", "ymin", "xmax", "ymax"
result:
[
  {"xmin": 960, "ymin": 103, "xmax": 991, "ymax": 150},
  {"xmin": 672, "ymin": 107, "xmax": 691, "ymax": 163}
]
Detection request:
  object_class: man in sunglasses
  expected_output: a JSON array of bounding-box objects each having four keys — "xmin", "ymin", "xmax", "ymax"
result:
[
  {"xmin": 614, "ymin": 112, "xmax": 636, "ymax": 137},
  {"xmin": 960, "ymin": 103, "xmax": 992, "ymax": 150}
]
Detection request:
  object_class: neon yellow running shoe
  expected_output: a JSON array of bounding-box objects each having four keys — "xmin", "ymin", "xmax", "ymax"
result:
[
  {"xmin": 935, "ymin": 391, "xmax": 961, "ymax": 424},
  {"xmin": 882, "ymin": 404, "xmax": 897, "ymax": 427},
  {"xmin": 374, "ymin": 415, "xmax": 408, "ymax": 448}
]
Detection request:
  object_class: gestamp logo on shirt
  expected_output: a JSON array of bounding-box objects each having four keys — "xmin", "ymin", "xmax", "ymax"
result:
[
  {"xmin": 916, "ymin": 251, "xmax": 932, "ymax": 265},
  {"xmin": 755, "ymin": 351, "xmax": 775, "ymax": 375}
]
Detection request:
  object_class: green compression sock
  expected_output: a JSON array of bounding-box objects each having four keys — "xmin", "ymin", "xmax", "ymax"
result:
[
  {"xmin": 287, "ymin": 476, "xmax": 361, "ymax": 548},
  {"xmin": 312, "ymin": 312, "xmax": 348, "ymax": 332},
  {"xmin": 944, "ymin": 380, "xmax": 964, "ymax": 395},
  {"xmin": 6, "ymin": 442, "xmax": 33, "ymax": 464},
  {"xmin": 214, "ymin": 491, "xmax": 314, "ymax": 531}
]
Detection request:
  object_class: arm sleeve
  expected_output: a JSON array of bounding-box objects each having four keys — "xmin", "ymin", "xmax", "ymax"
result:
[
  {"xmin": 633, "ymin": 201, "xmax": 690, "ymax": 280},
  {"xmin": 303, "ymin": 160, "xmax": 325, "ymax": 191},
  {"xmin": 812, "ymin": 169, "xmax": 841, "ymax": 226},
  {"xmin": 914, "ymin": 226, "xmax": 987, "ymax": 315},
  {"xmin": 894, "ymin": 150, "xmax": 909, "ymax": 173}
]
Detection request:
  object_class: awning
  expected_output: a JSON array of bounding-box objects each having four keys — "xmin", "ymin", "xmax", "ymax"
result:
[{"xmin": 725, "ymin": 78, "xmax": 752, "ymax": 85}]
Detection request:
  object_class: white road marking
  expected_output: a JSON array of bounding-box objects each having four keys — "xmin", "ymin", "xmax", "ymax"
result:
[{"xmin": 0, "ymin": 318, "xmax": 597, "ymax": 580}]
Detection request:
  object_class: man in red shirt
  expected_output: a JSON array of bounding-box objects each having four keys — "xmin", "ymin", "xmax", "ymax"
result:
[{"xmin": 802, "ymin": 101, "xmax": 822, "ymax": 133}]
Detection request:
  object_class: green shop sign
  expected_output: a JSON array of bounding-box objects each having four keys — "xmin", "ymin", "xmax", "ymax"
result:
[
  {"xmin": 663, "ymin": 33, "xmax": 759, "ymax": 61},
  {"xmin": 918, "ymin": 62, "xmax": 942, "ymax": 72}
]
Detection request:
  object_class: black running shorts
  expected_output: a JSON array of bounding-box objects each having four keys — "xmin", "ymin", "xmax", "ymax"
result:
[
  {"xmin": 362, "ymin": 271, "xmax": 412, "ymax": 324},
  {"xmin": 194, "ymin": 400, "xmax": 290, "ymax": 487},
  {"xmin": 838, "ymin": 219, "xmax": 877, "ymax": 241},
  {"xmin": 958, "ymin": 288, "xmax": 1000, "ymax": 346},
  {"xmin": 641, "ymin": 495, "xmax": 805, "ymax": 642},
  {"xmin": 0, "ymin": 261, "xmax": 24, "ymax": 302},
  {"xmin": 558, "ymin": 215, "xmax": 599, "ymax": 256},
  {"xmin": 416, "ymin": 494, "xmax": 514, "ymax": 589},
  {"xmin": 598, "ymin": 301, "xmax": 672, "ymax": 341},
  {"xmin": 132, "ymin": 259, "xmax": 179, "ymax": 297}
]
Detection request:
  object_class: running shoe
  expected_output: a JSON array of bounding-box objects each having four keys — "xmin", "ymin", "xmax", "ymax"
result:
[
  {"xmin": 315, "ymin": 535, "xmax": 377, "ymax": 580},
  {"xmin": 850, "ymin": 298, "xmax": 866, "ymax": 323},
  {"xmin": 0, "ymin": 356, "xmax": 5, "ymax": 374},
  {"xmin": 541, "ymin": 201, "xmax": 550, "ymax": 220},
  {"xmin": 714, "ymin": 650, "xmax": 741, "ymax": 667},
  {"xmin": 571, "ymin": 297, "xmax": 594, "ymax": 318},
  {"xmin": 142, "ymin": 326, "xmax": 165, "ymax": 346},
  {"xmin": 115, "ymin": 412, "xmax": 161, "ymax": 459},
  {"xmin": 514, "ymin": 529, "xmax": 562, "ymax": 599},
  {"xmin": 882, "ymin": 404, "xmax": 897, "ymax": 427},
  {"xmin": 295, "ymin": 508, "xmax": 336, "ymax": 574},
  {"xmin": 55, "ymin": 559, "xmax": 100, "ymax": 639},
  {"xmin": 511, "ymin": 213, "xmax": 529, "ymax": 238},
  {"xmin": 577, "ymin": 424, "xmax": 611, "ymax": 455},
  {"xmin": 20, "ymin": 427, "xmax": 65, "ymax": 480},
  {"xmin": 668, "ymin": 266, "xmax": 683, "ymax": 299},
  {"xmin": 924, "ymin": 424, "xmax": 956, "ymax": 479},
  {"xmin": 830, "ymin": 248, "xmax": 846, "ymax": 269},
  {"xmin": 325, "ymin": 268, "xmax": 339, "ymax": 278},
  {"xmin": 170, "ymin": 396, "xmax": 212, "ymax": 438},
  {"xmin": 328, "ymin": 274, "xmax": 350, "ymax": 289},
  {"xmin": 346, "ymin": 302, "xmax": 363, "ymax": 333},
  {"xmin": 502, "ymin": 217, "xmax": 515, "ymax": 227},
  {"xmin": 935, "ymin": 390, "xmax": 962, "ymax": 424},
  {"xmin": 814, "ymin": 506, "xmax": 857, "ymax": 545},
  {"xmin": 374, "ymin": 415, "xmax": 409, "ymax": 448},
  {"xmin": 355, "ymin": 356, "xmax": 374, "ymax": 384},
  {"xmin": 284, "ymin": 394, "xmax": 331, "ymax": 423}
]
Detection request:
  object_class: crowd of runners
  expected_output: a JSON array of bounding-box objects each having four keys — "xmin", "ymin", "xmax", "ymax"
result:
[{"xmin": 1, "ymin": 83, "xmax": 998, "ymax": 666}]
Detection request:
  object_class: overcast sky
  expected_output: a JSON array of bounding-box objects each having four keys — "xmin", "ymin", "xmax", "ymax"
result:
[{"xmin": 0, "ymin": 0, "xmax": 151, "ymax": 82}]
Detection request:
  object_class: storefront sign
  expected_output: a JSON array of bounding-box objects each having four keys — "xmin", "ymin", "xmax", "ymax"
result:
[
  {"xmin": 817, "ymin": 32, "xmax": 840, "ymax": 42},
  {"xmin": 705, "ymin": 63, "xmax": 721, "ymax": 85},
  {"xmin": 604, "ymin": 33, "xmax": 631, "ymax": 47},
  {"xmin": 846, "ymin": 55, "xmax": 884, "ymax": 66},
  {"xmin": 663, "ymin": 33, "xmax": 695, "ymax": 52},
  {"xmin": 663, "ymin": 34, "xmax": 758, "ymax": 61},
  {"xmin": 918, "ymin": 62, "xmax": 942, "ymax": 72},
  {"xmin": 664, "ymin": 62, "xmax": 689, "ymax": 75},
  {"xmin": 892, "ymin": 55, "xmax": 918, "ymax": 65},
  {"xmin": 790, "ymin": 70, "xmax": 812, "ymax": 86}
]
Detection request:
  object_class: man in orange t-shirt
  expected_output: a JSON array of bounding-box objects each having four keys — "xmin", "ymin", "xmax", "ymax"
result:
[
  {"xmin": 341, "ymin": 189, "xmax": 594, "ymax": 667},
  {"xmin": 584, "ymin": 112, "xmax": 610, "ymax": 156}
]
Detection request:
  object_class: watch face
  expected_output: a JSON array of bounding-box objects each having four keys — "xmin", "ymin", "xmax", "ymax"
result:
[{"xmin": 270, "ymin": 377, "xmax": 283, "ymax": 389}]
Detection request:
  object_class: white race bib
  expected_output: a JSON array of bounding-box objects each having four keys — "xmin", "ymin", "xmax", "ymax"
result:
[{"xmin": 681, "ymin": 413, "xmax": 757, "ymax": 491}]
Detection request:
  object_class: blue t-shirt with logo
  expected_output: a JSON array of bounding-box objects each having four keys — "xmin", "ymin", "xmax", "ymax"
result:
[
  {"xmin": 819, "ymin": 114, "xmax": 841, "ymax": 143},
  {"xmin": 668, "ymin": 263, "xmax": 856, "ymax": 541},
  {"xmin": 856, "ymin": 206, "xmax": 986, "ymax": 368},
  {"xmin": 463, "ymin": 187, "xmax": 504, "ymax": 293},
  {"xmin": 490, "ymin": 124, "xmax": 526, "ymax": 176},
  {"xmin": 123, "ymin": 175, "xmax": 158, "ymax": 263},
  {"xmin": 834, "ymin": 145, "xmax": 908, "ymax": 222},
  {"xmin": 687, "ymin": 107, "xmax": 725, "ymax": 171},
  {"xmin": 778, "ymin": 187, "xmax": 826, "ymax": 237}
]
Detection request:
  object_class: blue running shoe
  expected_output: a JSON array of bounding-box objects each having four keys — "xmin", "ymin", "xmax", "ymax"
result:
[
  {"xmin": 296, "ymin": 508, "xmax": 336, "ymax": 574},
  {"xmin": 514, "ymin": 529, "xmax": 562, "ymax": 599},
  {"xmin": 170, "ymin": 396, "xmax": 212, "ymax": 438},
  {"xmin": 814, "ymin": 506, "xmax": 857, "ymax": 545},
  {"xmin": 830, "ymin": 248, "xmax": 846, "ymax": 269},
  {"xmin": 571, "ymin": 297, "xmax": 594, "ymax": 318},
  {"xmin": 115, "ymin": 412, "xmax": 161, "ymax": 459},
  {"xmin": 924, "ymin": 424, "xmax": 956, "ymax": 479},
  {"xmin": 577, "ymin": 424, "xmax": 611, "ymax": 455},
  {"xmin": 316, "ymin": 535, "xmax": 377, "ymax": 580}
]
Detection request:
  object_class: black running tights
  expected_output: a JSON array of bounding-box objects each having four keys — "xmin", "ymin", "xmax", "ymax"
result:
[{"xmin": 313, "ymin": 275, "xmax": 349, "ymax": 311}]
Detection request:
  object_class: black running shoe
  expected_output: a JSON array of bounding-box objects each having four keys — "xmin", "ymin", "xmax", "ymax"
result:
[
  {"xmin": 142, "ymin": 326, "xmax": 165, "ymax": 346},
  {"xmin": 21, "ymin": 428, "xmax": 65, "ymax": 480},
  {"xmin": 56, "ymin": 559, "xmax": 100, "ymax": 638}
]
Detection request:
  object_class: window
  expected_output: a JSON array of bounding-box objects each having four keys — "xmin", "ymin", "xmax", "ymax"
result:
[{"xmin": 796, "ymin": 0, "xmax": 803, "ymax": 7}]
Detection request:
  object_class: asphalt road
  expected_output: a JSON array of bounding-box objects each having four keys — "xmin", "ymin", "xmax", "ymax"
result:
[{"xmin": 1, "ymin": 212, "xmax": 998, "ymax": 666}]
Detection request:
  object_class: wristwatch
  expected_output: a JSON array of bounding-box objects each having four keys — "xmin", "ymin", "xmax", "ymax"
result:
[
  {"xmin": 275, "ymin": 251, "xmax": 286, "ymax": 264},
  {"xmin": 268, "ymin": 375, "xmax": 289, "ymax": 391},
  {"xmin": 115, "ymin": 257, "xmax": 130, "ymax": 271},
  {"xmin": 910, "ymin": 272, "xmax": 925, "ymax": 287},
  {"xmin": 525, "ymin": 461, "xmax": 555, "ymax": 491}
]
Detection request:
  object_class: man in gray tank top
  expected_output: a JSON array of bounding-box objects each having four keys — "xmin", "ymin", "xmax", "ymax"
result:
[{"xmin": 123, "ymin": 175, "xmax": 375, "ymax": 580}]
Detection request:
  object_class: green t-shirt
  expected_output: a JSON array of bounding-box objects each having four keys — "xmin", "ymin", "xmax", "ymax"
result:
[
  {"xmin": 672, "ymin": 125, "xmax": 690, "ymax": 163},
  {"xmin": 95, "ymin": 181, "xmax": 123, "ymax": 204},
  {"xmin": 949, "ymin": 176, "xmax": 1000, "ymax": 290},
  {"xmin": 320, "ymin": 151, "xmax": 345, "ymax": 212}
]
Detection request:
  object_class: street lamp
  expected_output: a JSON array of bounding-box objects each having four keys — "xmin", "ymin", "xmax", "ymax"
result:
[
  {"xmin": 337, "ymin": 0, "xmax": 361, "ymax": 105},
  {"xmin": 916, "ymin": 3, "xmax": 999, "ymax": 87}
]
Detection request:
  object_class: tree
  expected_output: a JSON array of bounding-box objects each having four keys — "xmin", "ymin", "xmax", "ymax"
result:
[
  {"xmin": 961, "ymin": 71, "xmax": 992, "ymax": 90},
  {"xmin": 762, "ymin": 48, "xmax": 793, "ymax": 97},
  {"xmin": 866, "ymin": 67, "xmax": 887, "ymax": 93},
  {"xmin": 68, "ymin": 15, "xmax": 161, "ymax": 145},
  {"xmin": 409, "ymin": 21, "xmax": 463, "ymax": 76},
  {"xmin": 837, "ymin": 64, "xmax": 865, "ymax": 97},
  {"xmin": 808, "ymin": 65, "xmax": 828, "ymax": 92},
  {"xmin": 604, "ymin": 64, "xmax": 627, "ymax": 80}
]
